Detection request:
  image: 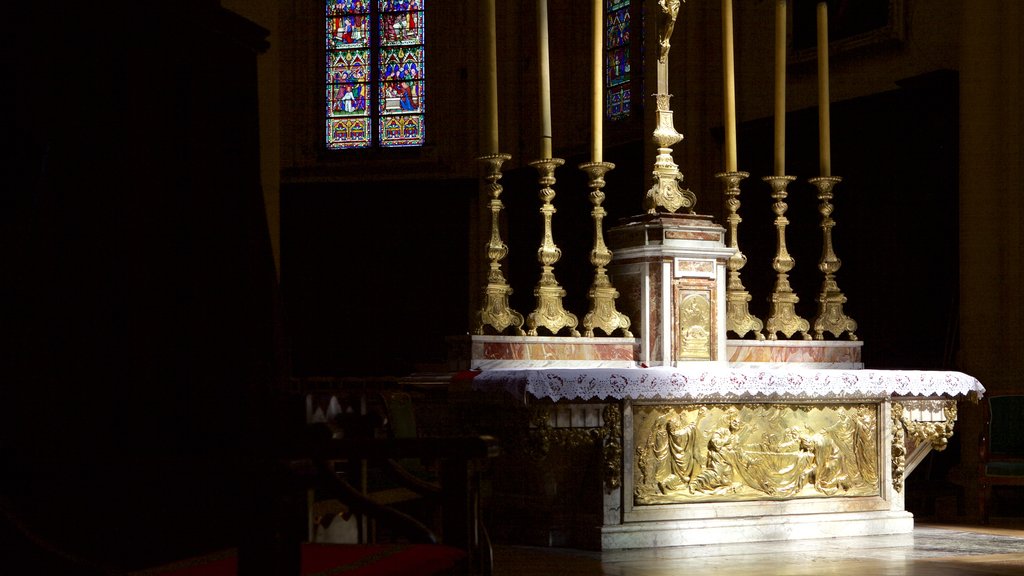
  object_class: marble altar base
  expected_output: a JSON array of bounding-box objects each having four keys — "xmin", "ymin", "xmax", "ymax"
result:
[
  {"xmin": 469, "ymin": 367, "xmax": 982, "ymax": 551},
  {"xmin": 449, "ymin": 334, "xmax": 640, "ymax": 370},
  {"xmin": 727, "ymin": 339, "xmax": 863, "ymax": 368},
  {"xmin": 607, "ymin": 213, "xmax": 733, "ymax": 366},
  {"xmin": 599, "ymin": 509, "xmax": 914, "ymax": 549}
]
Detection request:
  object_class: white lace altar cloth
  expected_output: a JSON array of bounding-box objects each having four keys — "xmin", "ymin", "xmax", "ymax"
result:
[{"xmin": 471, "ymin": 366, "xmax": 985, "ymax": 402}]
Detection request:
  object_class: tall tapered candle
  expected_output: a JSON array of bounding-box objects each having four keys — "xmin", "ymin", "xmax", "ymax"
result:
[
  {"xmin": 482, "ymin": 0, "xmax": 499, "ymax": 155},
  {"xmin": 538, "ymin": 0, "xmax": 553, "ymax": 158},
  {"xmin": 773, "ymin": 0, "xmax": 787, "ymax": 176},
  {"xmin": 591, "ymin": 0, "xmax": 603, "ymax": 162},
  {"xmin": 722, "ymin": 0, "xmax": 737, "ymax": 172},
  {"xmin": 816, "ymin": 1, "xmax": 831, "ymax": 176}
]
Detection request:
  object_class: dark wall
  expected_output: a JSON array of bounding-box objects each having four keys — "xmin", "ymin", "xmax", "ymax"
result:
[
  {"xmin": 281, "ymin": 180, "xmax": 475, "ymax": 376},
  {"xmin": 279, "ymin": 65, "xmax": 959, "ymax": 376},
  {"xmin": 501, "ymin": 142, "xmax": 649, "ymax": 327},
  {"xmin": 730, "ymin": 70, "xmax": 959, "ymax": 369},
  {"xmin": 4, "ymin": 1, "xmax": 287, "ymax": 570}
]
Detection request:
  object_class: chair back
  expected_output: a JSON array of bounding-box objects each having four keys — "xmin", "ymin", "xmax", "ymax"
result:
[{"xmin": 987, "ymin": 395, "xmax": 1024, "ymax": 457}]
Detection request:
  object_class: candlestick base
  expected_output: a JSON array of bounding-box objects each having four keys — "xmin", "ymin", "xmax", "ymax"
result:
[
  {"xmin": 525, "ymin": 158, "xmax": 579, "ymax": 337},
  {"xmin": 813, "ymin": 286, "xmax": 857, "ymax": 341},
  {"xmin": 809, "ymin": 176, "xmax": 858, "ymax": 341},
  {"xmin": 580, "ymin": 161, "xmax": 632, "ymax": 337},
  {"xmin": 763, "ymin": 175, "xmax": 811, "ymax": 340},
  {"xmin": 717, "ymin": 171, "xmax": 764, "ymax": 340},
  {"xmin": 646, "ymin": 94, "xmax": 696, "ymax": 214}
]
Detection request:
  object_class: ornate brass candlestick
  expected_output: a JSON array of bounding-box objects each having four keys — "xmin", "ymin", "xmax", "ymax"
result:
[
  {"xmin": 472, "ymin": 153, "xmax": 525, "ymax": 335},
  {"xmin": 525, "ymin": 158, "xmax": 579, "ymax": 336},
  {"xmin": 763, "ymin": 175, "xmax": 810, "ymax": 340},
  {"xmin": 580, "ymin": 161, "xmax": 632, "ymax": 337},
  {"xmin": 717, "ymin": 171, "xmax": 764, "ymax": 340},
  {"xmin": 645, "ymin": 95, "xmax": 697, "ymax": 214},
  {"xmin": 809, "ymin": 176, "xmax": 857, "ymax": 340}
]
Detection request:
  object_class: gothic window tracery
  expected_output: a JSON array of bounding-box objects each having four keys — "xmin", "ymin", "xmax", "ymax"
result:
[
  {"xmin": 605, "ymin": 0, "xmax": 632, "ymax": 120},
  {"xmin": 326, "ymin": 0, "xmax": 426, "ymax": 149}
]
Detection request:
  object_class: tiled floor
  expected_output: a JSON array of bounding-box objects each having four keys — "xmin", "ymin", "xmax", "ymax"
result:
[{"xmin": 492, "ymin": 521, "xmax": 1024, "ymax": 576}]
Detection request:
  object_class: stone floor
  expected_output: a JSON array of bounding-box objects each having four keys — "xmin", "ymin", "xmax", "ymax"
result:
[{"xmin": 492, "ymin": 521, "xmax": 1024, "ymax": 576}]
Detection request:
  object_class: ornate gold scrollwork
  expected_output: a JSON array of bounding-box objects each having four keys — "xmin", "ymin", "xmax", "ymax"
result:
[
  {"xmin": 891, "ymin": 400, "xmax": 957, "ymax": 493},
  {"xmin": 526, "ymin": 402, "xmax": 623, "ymax": 491},
  {"xmin": 602, "ymin": 403, "xmax": 623, "ymax": 490},
  {"xmin": 633, "ymin": 403, "xmax": 879, "ymax": 504},
  {"xmin": 891, "ymin": 404, "xmax": 907, "ymax": 493},
  {"xmin": 645, "ymin": 94, "xmax": 696, "ymax": 214},
  {"xmin": 895, "ymin": 400, "xmax": 957, "ymax": 451}
]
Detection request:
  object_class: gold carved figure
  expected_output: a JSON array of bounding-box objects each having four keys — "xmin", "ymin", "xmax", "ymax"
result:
[
  {"xmin": 677, "ymin": 292, "xmax": 711, "ymax": 360},
  {"xmin": 657, "ymin": 0, "xmax": 683, "ymax": 63},
  {"xmin": 634, "ymin": 404, "xmax": 879, "ymax": 504}
]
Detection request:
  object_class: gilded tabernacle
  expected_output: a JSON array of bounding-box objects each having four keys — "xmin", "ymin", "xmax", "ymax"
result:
[{"xmin": 633, "ymin": 403, "xmax": 879, "ymax": 504}]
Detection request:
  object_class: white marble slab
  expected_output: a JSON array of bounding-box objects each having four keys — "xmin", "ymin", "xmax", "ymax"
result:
[{"xmin": 600, "ymin": 510, "xmax": 915, "ymax": 549}]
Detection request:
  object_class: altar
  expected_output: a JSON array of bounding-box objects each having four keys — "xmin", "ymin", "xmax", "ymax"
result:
[
  {"xmin": 463, "ymin": 365, "xmax": 981, "ymax": 549},
  {"xmin": 456, "ymin": 0, "xmax": 985, "ymax": 552}
]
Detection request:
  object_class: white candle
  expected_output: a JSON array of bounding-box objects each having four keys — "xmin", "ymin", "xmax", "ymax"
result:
[
  {"xmin": 773, "ymin": 0, "xmax": 787, "ymax": 176},
  {"xmin": 722, "ymin": 0, "xmax": 737, "ymax": 172},
  {"xmin": 817, "ymin": 1, "xmax": 831, "ymax": 176},
  {"xmin": 591, "ymin": 0, "xmax": 603, "ymax": 163},
  {"xmin": 538, "ymin": 0, "xmax": 553, "ymax": 159},
  {"xmin": 483, "ymin": 0, "xmax": 499, "ymax": 155}
]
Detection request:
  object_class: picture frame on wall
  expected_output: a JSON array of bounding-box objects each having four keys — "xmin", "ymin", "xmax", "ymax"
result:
[{"xmin": 790, "ymin": 0, "xmax": 905, "ymax": 64}]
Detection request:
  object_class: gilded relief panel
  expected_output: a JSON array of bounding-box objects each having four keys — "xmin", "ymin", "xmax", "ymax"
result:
[
  {"xmin": 633, "ymin": 403, "xmax": 879, "ymax": 504},
  {"xmin": 673, "ymin": 279, "xmax": 716, "ymax": 361}
]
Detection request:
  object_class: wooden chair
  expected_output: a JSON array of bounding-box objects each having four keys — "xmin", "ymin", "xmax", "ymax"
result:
[
  {"xmin": 312, "ymin": 391, "xmax": 448, "ymax": 542},
  {"xmin": 978, "ymin": 394, "xmax": 1024, "ymax": 523},
  {"xmin": 127, "ymin": 430, "xmax": 499, "ymax": 576}
]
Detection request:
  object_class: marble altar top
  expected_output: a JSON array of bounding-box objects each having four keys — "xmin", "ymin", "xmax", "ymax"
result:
[{"xmin": 470, "ymin": 366, "xmax": 985, "ymax": 402}]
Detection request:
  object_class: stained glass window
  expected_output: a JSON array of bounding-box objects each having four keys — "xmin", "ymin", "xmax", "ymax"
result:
[
  {"xmin": 326, "ymin": 0, "xmax": 425, "ymax": 149},
  {"xmin": 605, "ymin": 0, "xmax": 631, "ymax": 120}
]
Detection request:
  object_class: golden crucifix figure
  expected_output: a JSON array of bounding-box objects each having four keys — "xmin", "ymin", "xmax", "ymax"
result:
[
  {"xmin": 657, "ymin": 0, "xmax": 683, "ymax": 62},
  {"xmin": 646, "ymin": 0, "xmax": 695, "ymax": 214}
]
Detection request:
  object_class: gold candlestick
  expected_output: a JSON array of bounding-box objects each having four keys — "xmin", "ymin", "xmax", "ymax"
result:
[
  {"xmin": 763, "ymin": 175, "xmax": 810, "ymax": 340},
  {"xmin": 580, "ymin": 161, "xmax": 632, "ymax": 337},
  {"xmin": 646, "ymin": 95, "xmax": 697, "ymax": 214},
  {"xmin": 718, "ymin": 171, "xmax": 764, "ymax": 339},
  {"xmin": 809, "ymin": 176, "xmax": 857, "ymax": 340},
  {"xmin": 473, "ymin": 154, "xmax": 525, "ymax": 335},
  {"xmin": 526, "ymin": 158, "xmax": 579, "ymax": 337}
]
